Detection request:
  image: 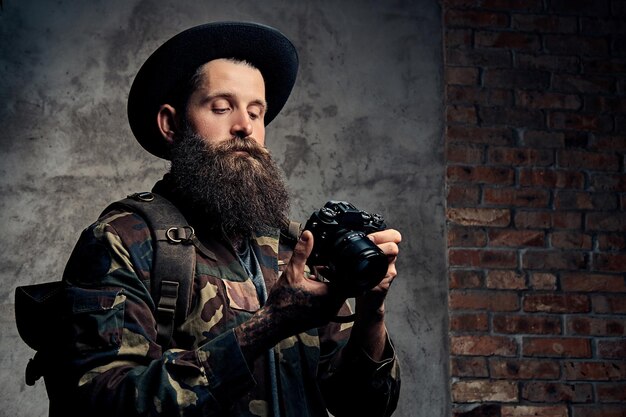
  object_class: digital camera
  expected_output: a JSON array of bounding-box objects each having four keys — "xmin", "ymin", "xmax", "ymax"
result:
[{"xmin": 304, "ymin": 201, "xmax": 388, "ymax": 296}]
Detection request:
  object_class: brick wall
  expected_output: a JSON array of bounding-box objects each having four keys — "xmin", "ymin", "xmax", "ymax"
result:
[{"xmin": 443, "ymin": 1, "xmax": 626, "ymax": 417}]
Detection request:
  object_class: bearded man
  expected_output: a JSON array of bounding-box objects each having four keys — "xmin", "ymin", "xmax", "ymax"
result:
[{"xmin": 46, "ymin": 22, "xmax": 402, "ymax": 417}]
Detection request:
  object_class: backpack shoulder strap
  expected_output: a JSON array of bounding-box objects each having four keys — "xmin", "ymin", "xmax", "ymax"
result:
[{"xmin": 102, "ymin": 191, "xmax": 195, "ymax": 349}]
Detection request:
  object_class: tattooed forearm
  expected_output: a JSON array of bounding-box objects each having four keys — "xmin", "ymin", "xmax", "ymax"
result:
[{"xmin": 235, "ymin": 285, "xmax": 343, "ymax": 366}]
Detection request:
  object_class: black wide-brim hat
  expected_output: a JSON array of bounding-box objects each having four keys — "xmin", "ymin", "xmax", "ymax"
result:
[{"xmin": 127, "ymin": 21, "xmax": 299, "ymax": 159}]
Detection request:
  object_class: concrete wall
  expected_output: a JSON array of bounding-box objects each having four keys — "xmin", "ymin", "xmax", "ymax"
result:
[{"xmin": 0, "ymin": 1, "xmax": 446, "ymax": 416}]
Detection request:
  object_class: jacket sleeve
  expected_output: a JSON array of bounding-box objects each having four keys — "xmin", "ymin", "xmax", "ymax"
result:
[
  {"xmin": 316, "ymin": 303, "xmax": 401, "ymax": 417},
  {"xmin": 59, "ymin": 210, "xmax": 255, "ymax": 417}
]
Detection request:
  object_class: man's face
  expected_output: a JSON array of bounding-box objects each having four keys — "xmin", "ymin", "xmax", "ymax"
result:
[
  {"xmin": 184, "ymin": 58, "xmax": 267, "ymax": 147},
  {"xmin": 167, "ymin": 59, "xmax": 289, "ymax": 239}
]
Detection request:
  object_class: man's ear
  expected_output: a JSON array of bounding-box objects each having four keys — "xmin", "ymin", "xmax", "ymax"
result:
[{"xmin": 157, "ymin": 104, "xmax": 179, "ymax": 145}]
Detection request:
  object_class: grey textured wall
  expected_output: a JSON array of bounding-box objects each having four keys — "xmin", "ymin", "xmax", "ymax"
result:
[{"xmin": 0, "ymin": 1, "xmax": 446, "ymax": 416}]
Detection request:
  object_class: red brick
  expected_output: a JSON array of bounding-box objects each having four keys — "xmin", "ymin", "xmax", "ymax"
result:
[
  {"xmin": 446, "ymin": 143, "xmax": 484, "ymax": 164},
  {"xmin": 449, "ymin": 290, "xmax": 520, "ymax": 311},
  {"xmin": 562, "ymin": 273, "xmax": 626, "ymax": 292},
  {"xmin": 598, "ymin": 233, "xmax": 626, "ymax": 250},
  {"xmin": 446, "ymin": 28, "xmax": 473, "ymax": 47},
  {"xmin": 523, "ymin": 337, "xmax": 592, "ymax": 358},
  {"xmin": 590, "ymin": 173, "xmax": 626, "ymax": 192},
  {"xmin": 584, "ymin": 96, "xmax": 626, "ymax": 113},
  {"xmin": 446, "ymin": 47, "xmax": 513, "ymax": 68},
  {"xmin": 493, "ymin": 314, "xmax": 561, "ymax": 334},
  {"xmin": 515, "ymin": 210, "xmax": 582, "ymax": 230},
  {"xmin": 452, "ymin": 380, "xmax": 518, "ymax": 402},
  {"xmin": 490, "ymin": 358, "xmax": 561, "ymax": 380},
  {"xmin": 517, "ymin": 91, "xmax": 582, "ymax": 110},
  {"xmin": 517, "ymin": 53, "xmax": 581, "ymax": 73},
  {"xmin": 515, "ymin": 210, "xmax": 552, "ymax": 229},
  {"xmin": 480, "ymin": 107, "xmax": 546, "ymax": 129},
  {"xmin": 447, "ymin": 207, "xmax": 511, "ymax": 227},
  {"xmin": 445, "ymin": 9, "xmax": 510, "ymax": 28},
  {"xmin": 448, "ymin": 104, "xmax": 479, "ymax": 124},
  {"xmin": 451, "ymin": 312, "xmax": 490, "ymax": 332},
  {"xmin": 475, "ymin": 31, "xmax": 541, "ymax": 51},
  {"xmin": 567, "ymin": 317, "xmax": 626, "ymax": 336},
  {"xmin": 597, "ymin": 383, "xmax": 626, "ymax": 402},
  {"xmin": 450, "ymin": 249, "xmax": 518, "ymax": 268},
  {"xmin": 486, "ymin": 270, "xmax": 527, "ymax": 289},
  {"xmin": 449, "ymin": 225, "xmax": 488, "ymax": 247},
  {"xmin": 553, "ymin": 211, "xmax": 583, "ymax": 229},
  {"xmin": 550, "ymin": 231, "xmax": 593, "ymax": 249},
  {"xmin": 598, "ymin": 340, "xmax": 626, "ymax": 359},
  {"xmin": 447, "ymin": 67, "xmax": 481, "ymax": 86},
  {"xmin": 587, "ymin": 212, "xmax": 626, "ymax": 231},
  {"xmin": 451, "ymin": 356, "xmax": 489, "ymax": 377},
  {"xmin": 484, "ymin": 69, "xmax": 551, "ymax": 90},
  {"xmin": 592, "ymin": 295, "xmax": 626, "ymax": 314},
  {"xmin": 502, "ymin": 405, "xmax": 568, "ymax": 417},
  {"xmin": 545, "ymin": 35, "xmax": 610, "ymax": 56},
  {"xmin": 447, "ymin": 86, "xmax": 514, "ymax": 106},
  {"xmin": 553, "ymin": 73, "xmax": 616, "ymax": 94},
  {"xmin": 559, "ymin": 150, "xmax": 620, "ymax": 171},
  {"xmin": 488, "ymin": 147, "xmax": 554, "ymax": 166},
  {"xmin": 447, "ymin": 165, "xmax": 515, "ymax": 185},
  {"xmin": 524, "ymin": 294, "xmax": 590, "ymax": 313},
  {"xmin": 448, "ymin": 185, "xmax": 482, "ymax": 207},
  {"xmin": 530, "ymin": 273, "xmax": 558, "ymax": 290},
  {"xmin": 522, "ymin": 250, "xmax": 588, "ymax": 271},
  {"xmin": 571, "ymin": 405, "xmax": 626, "ymax": 417},
  {"xmin": 488, "ymin": 229, "xmax": 545, "ymax": 247},
  {"xmin": 555, "ymin": 191, "xmax": 593, "ymax": 209},
  {"xmin": 549, "ymin": 112, "xmax": 614, "ymax": 132},
  {"xmin": 564, "ymin": 361, "xmax": 626, "ymax": 381},
  {"xmin": 450, "ymin": 270, "xmax": 484, "ymax": 289},
  {"xmin": 448, "ymin": 126, "xmax": 515, "ymax": 145},
  {"xmin": 481, "ymin": 0, "xmax": 543, "ymax": 11},
  {"xmin": 583, "ymin": 57, "xmax": 626, "ymax": 74},
  {"xmin": 451, "ymin": 335, "xmax": 518, "ymax": 356},
  {"xmin": 519, "ymin": 168, "xmax": 585, "ymax": 188},
  {"xmin": 511, "ymin": 14, "xmax": 578, "ymax": 33},
  {"xmin": 484, "ymin": 187, "xmax": 550, "ymax": 208},
  {"xmin": 522, "ymin": 381, "xmax": 593, "ymax": 403},
  {"xmin": 520, "ymin": 130, "xmax": 566, "ymax": 148},
  {"xmin": 549, "ymin": 0, "xmax": 611, "ymax": 16},
  {"xmin": 555, "ymin": 191, "xmax": 618, "ymax": 210},
  {"xmin": 581, "ymin": 16, "xmax": 626, "ymax": 34},
  {"xmin": 595, "ymin": 253, "xmax": 626, "ymax": 272}
]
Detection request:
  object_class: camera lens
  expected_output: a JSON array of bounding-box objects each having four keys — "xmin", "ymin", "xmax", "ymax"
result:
[{"xmin": 331, "ymin": 231, "xmax": 388, "ymax": 296}]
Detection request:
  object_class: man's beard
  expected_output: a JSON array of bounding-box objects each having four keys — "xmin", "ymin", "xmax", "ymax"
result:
[{"xmin": 168, "ymin": 129, "xmax": 290, "ymax": 240}]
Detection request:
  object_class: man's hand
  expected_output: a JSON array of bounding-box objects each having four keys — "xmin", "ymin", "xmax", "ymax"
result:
[
  {"xmin": 355, "ymin": 229, "xmax": 402, "ymax": 320},
  {"xmin": 234, "ymin": 231, "xmax": 344, "ymax": 363},
  {"xmin": 349, "ymin": 228, "xmax": 401, "ymax": 361},
  {"xmin": 265, "ymin": 230, "xmax": 345, "ymax": 333}
]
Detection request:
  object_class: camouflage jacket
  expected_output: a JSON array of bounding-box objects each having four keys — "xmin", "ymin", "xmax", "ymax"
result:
[{"xmin": 50, "ymin": 180, "xmax": 400, "ymax": 417}]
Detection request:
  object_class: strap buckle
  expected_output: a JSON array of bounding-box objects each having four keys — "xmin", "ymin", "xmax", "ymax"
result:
[
  {"xmin": 165, "ymin": 226, "xmax": 195, "ymax": 244},
  {"xmin": 128, "ymin": 192, "xmax": 155, "ymax": 202}
]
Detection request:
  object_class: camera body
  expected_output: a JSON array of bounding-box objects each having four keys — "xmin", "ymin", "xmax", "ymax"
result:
[{"xmin": 304, "ymin": 201, "xmax": 388, "ymax": 296}]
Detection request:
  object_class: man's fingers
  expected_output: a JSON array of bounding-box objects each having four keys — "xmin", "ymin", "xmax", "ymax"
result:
[{"xmin": 368, "ymin": 229, "xmax": 402, "ymax": 245}]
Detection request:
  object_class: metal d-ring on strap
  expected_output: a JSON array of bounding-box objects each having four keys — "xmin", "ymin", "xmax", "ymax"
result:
[
  {"xmin": 128, "ymin": 192, "xmax": 155, "ymax": 202},
  {"xmin": 165, "ymin": 226, "xmax": 195, "ymax": 244}
]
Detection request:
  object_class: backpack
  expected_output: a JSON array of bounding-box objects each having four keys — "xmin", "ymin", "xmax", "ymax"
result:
[{"xmin": 14, "ymin": 191, "xmax": 198, "ymax": 386}]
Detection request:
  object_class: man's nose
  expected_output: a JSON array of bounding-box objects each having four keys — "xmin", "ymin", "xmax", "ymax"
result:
[{"xmin": 230, "ymin": 110, "xmax": 253, "ymax": 139}]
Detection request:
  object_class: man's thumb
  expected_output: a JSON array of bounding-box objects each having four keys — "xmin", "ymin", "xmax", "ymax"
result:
[{"xmin": 292, "ymin": 230, "xmax": 314, "ymax": 266}]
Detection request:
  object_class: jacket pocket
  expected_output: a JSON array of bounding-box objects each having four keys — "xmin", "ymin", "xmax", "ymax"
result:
[{"xmin": 66, "ymin": 287, "xmax": 126, "ymax": 355}]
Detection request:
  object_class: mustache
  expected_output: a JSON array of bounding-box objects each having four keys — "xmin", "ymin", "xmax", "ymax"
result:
[{"xmin": 212, "ymin": 137, "xmax": 269, "ymax": 159}]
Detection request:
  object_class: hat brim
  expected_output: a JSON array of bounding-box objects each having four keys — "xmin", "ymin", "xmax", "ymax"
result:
[{"xmin": 127, "ymin": 22, "xmax": 298, "ymax": 159}]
